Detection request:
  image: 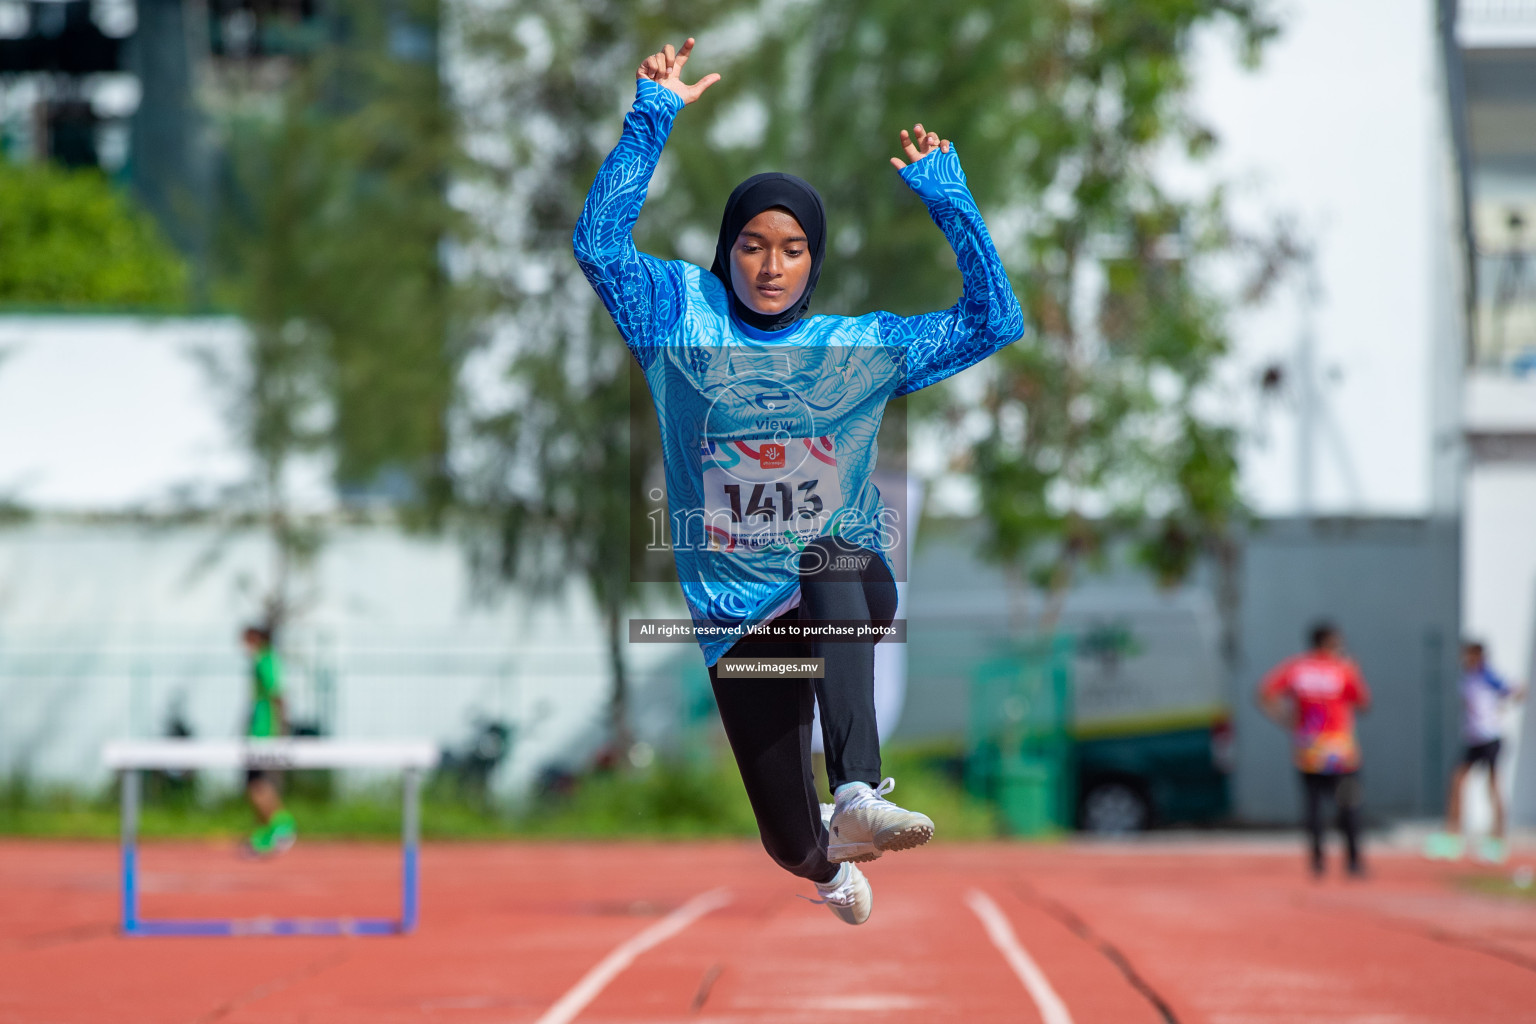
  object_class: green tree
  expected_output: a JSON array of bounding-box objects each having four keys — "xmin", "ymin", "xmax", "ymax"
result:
[
  {"xmin": 658, "ymin": 0, "xmax": 1291, "ymax": 623},
  {"xmin": 456, "ymin": 0, "xmax": 1291, "ymax": 749},
  {"xmin": 211, "ymin": 0, "xmax": 468, "ymax": 627},
  {"xmin": 452, "ymin": 1, "xmax": 715, "ymax": 757},
  {"xmin": 0, "ymin": 160, "xmax": 187, "ymax": 309}
]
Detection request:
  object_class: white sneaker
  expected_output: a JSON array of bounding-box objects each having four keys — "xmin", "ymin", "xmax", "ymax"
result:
[
  {"xmin": 808, "ymin": 862, "xmax": 873, "ymax": 925},
  {"xmin": 827, "ymin": 778, "xmax": 933, "ymax": 863},
  {"xmin": 820, "ymin": 802, "xmax": 836, "ymax": 829}
]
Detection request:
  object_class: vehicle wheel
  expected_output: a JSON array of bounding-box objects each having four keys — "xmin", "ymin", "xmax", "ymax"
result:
[{"xmin": 1081, "ymin": 780, "xmax": 1151, "ymax": 835}]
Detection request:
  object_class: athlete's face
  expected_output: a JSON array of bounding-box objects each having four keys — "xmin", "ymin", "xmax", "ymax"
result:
[{"xmin": 729, "ymin": 208, "xmax": 811, "ymax": 316}]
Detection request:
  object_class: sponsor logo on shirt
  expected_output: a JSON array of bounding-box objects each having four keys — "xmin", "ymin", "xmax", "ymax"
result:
[{"xmin": 1292, "ymin": 665, "xmax": 1345, "ymax": 698}]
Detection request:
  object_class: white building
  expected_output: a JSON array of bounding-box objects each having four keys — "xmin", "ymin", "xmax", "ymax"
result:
[
  {"xmin": 1186, "ymin": 0, "xmax": 1536, "ymax": 827},
  {"xmin": 1446, "ymin": 1, "xmax": 1536, "ymax": 826}
]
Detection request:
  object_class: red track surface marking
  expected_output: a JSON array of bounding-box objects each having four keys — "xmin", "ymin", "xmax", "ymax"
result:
[
  {"xmin": 2, "ymin": 838, "xmax": 1534, "ymax": 1023},
  {"xmin": 531, "ymin": 888, "xmax": 730, "ymax": 1024},
  {"xmin": 967, "ymin": 889, "xmax": 1074, "ymax": 1024}
]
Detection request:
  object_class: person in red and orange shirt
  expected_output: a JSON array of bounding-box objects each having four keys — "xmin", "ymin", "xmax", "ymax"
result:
[{"xmin": 1258, "ymin": 621, "xmax": 1372, "ymax": 877}]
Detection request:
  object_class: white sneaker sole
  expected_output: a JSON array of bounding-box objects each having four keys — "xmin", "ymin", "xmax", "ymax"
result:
[
  {"xmin": 828, "ymin": 841, "xmax": 879, "ymax": 863},
  {"xmin": 828, "ymin": 819, "xmax": 934, "ymax": 863}
]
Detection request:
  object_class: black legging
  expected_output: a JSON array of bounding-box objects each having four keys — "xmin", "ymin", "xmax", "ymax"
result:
[
  {"xmin": 708, "ymin": 536, "xmax": 897, "ymax": 884},
  {"xmin": 1300, "ymin": 771, "xmax": 1362, "ymax": 874}
]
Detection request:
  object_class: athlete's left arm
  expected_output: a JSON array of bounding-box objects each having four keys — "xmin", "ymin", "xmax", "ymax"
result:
[{"xmin": 876, "ymin": 138, "xmax": 1025, "ymax": 396}]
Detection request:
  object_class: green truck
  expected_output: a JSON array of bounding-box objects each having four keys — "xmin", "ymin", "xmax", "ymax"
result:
[{"xmin": 1070, "ymin": 613, "xmax": 1232, "ymax": 833}]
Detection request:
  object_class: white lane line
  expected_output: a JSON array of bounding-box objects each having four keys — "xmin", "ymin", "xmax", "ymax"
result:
[
  {"xmin": 532, "ymin": 888, "xmax": 732, "ymax": 1024},
  {"xmin": 965, "ymin": 889, "xmax": 1074, "ymax": 1024}
]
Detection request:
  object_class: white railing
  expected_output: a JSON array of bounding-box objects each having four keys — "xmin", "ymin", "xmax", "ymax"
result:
[
  {"xmin": 1463, "ymin": 0, "xmax": 1536, "ymax": 20},
  {"xmin": 0, "ymin": 638, "xmax": 643, "ymax": 794},
  {"xmin": 1460, "ymin": 0, "xmax": 1536, "ymax": 46}
]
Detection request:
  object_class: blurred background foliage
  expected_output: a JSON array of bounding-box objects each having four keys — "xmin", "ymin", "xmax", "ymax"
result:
[
  {"xmin": 200, "ymin": 0, "xmax": 469, "ymax": 630},
  {"xmin": 623, "ymin": 0, "xmax": 1289, "ymax": 618},
  {"xmin": 0, "ymin": 159, "xmax": 188, "ymax": 308},
  {"xmin": 456, "ymin": 0, "xmax": 1288, "ymax": 747},
  {"xmin": 212, "ymin": 0, "xmax": 465, "ymax": 509},
  {"xmin": 0, "ymin": 743, "xmax": 999, "ymax": 840}
]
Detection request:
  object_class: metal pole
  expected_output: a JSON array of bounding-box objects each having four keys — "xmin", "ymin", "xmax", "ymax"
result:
[
  {"xmin": 401, "ymin": 767, "xmax": 420, "ymax": 933},
  {"xmin": 121, "ymin": 769, "xmax": 140, "ymax": 935},
  {"xmin": 1054, "ymin": 634, "xmax": 1075, "ymax": 831},
  {"xmin": 1296, "ymin": 264, "xmax": 1318, "ymax": 517},
  {"xmin": 1437, "ymin": 0, "xmax": 1480, "ymax": 368}
]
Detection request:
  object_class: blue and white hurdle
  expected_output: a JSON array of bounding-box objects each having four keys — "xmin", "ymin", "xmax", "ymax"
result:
[{"xmin": 101, "ymin": 739, "xmax": 439, "ymax": 937}]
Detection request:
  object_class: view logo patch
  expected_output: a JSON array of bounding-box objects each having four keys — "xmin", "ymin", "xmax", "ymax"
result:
[{"xmin": 759, "ymin": 443, "xmax": 786, "ymax": 469}]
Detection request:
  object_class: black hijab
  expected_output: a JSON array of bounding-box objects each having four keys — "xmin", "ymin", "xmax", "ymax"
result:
[{"xmin": 709, "ymin": 172, "xmax": 827, "ymax": 333}]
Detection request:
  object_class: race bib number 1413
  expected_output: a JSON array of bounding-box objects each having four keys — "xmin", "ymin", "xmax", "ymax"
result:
[{"xmin": 699, "ymin": 437, "xmax": 842, "ymax": 552}]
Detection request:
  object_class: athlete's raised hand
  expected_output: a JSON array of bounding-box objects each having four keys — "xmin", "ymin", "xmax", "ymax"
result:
[
  {"xmin": 890, "ymin": 122, "xmax": 950, "ymax": 170},
  {"xmin": 637, "ymin": 38, "xmax": 720, "ymax": 106}
]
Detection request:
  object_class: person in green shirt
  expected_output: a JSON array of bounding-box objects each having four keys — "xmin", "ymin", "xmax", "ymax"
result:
[{"xmin": 242, "ymin": 625, "xmax": 296, "ymax": 855}]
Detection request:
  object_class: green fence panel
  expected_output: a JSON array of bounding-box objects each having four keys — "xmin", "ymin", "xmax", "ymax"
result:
[{"xmin": 965, "ymin": 635, "xmax": 1074, "ymax": 836}]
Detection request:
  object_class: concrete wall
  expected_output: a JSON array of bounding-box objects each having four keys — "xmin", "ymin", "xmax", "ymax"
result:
[
  {"xmin": 0, "ymin": 520, "xmax": 688, "ymax": 794},
  {"xmin": 1461, "ymin": 372, "xmax": 1536, "ymax": 829},
  {"xmin": 0, "ymin": 316, "xmax": 256, "ymax": 511},
  {"xmin": 1231, "ymin": 518, "xmax": 1461, "ymax": 824},
  {"xmin": 901, "ymin": 516, "xmax": 1462, "ymax": 825},
  {"xmin": 1182, "ymin": 0, "xmax": 1444, "ymax": 519}
]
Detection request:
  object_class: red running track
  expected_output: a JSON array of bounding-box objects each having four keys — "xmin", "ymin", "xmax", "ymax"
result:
[{"xmin": 1, "ymin": 838, "xmax": 1533, "ymax": 1023}]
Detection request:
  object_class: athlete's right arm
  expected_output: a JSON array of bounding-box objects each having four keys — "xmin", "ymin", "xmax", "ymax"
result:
[
  {"xmin": 876, "ymin": 128, "xmax": 1026, "ymax": 395},
  {"xmin": 573, "ymin": 40, "xmax": 719, "ymax": 369}
]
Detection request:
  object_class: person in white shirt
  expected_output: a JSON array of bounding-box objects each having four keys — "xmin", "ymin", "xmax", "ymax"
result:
[{"xmin": 1426, "ymin": 640, "xmax": 1525, "ymax": 864}]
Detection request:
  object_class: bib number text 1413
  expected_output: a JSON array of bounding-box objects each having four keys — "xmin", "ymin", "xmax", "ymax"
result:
[{"xmin": 699, "ymin": 437, "xmax": 842, "ymax": 552}]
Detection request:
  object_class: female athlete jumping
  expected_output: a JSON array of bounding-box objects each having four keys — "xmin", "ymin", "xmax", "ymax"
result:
[{"xmin": 574, "ymin": 39, "xmax": 1024, "ymax": 924}]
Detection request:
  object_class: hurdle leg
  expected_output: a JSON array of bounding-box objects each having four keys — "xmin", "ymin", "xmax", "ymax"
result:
[
  {"xmin": 401, "ymin": 767, "xmax": 420, "ymax": 933},
  {"xmin": 120, "ymin": 769, "xmax": 140, "ymax": 935}
]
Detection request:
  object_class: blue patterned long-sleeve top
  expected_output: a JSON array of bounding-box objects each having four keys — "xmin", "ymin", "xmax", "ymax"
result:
[{"xmin": 574, "ymin": 79, "xmax": 1025, "ymax": 666}]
